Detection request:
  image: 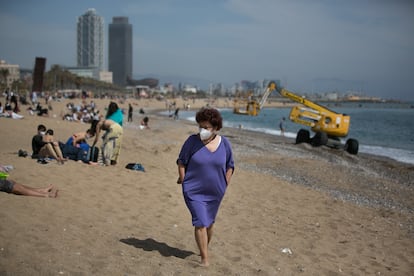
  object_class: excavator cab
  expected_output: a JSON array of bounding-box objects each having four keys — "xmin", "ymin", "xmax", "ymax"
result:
[{"xmin": 233, "ymin": 92, "xmax": 261, "ymax": 116}]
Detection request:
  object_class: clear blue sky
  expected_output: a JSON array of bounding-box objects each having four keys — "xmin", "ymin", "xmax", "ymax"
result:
[{"xmin": 1, "ymin": 0, "xmax": 413, "ymax": 100}]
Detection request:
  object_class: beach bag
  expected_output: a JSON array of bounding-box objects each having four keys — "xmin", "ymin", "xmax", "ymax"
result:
[
  {"xmin": 87, "ymin": 146, "xmax": 99, "ymax": 162},
  {"xmin": 125, "ymin": 163, "xmax": 145, "ymax": 172}
]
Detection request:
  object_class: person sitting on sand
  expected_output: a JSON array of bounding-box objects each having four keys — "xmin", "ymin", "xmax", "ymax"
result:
[
  {"xmin": 31, "ymin": 126, "xmax": 65, "ymax": 164},
  {"xmin": 0, "ymin": 100, "xmax": 24, "ymax": 119},
  {"xmin": 0, "ymin": 178, "xmax": 58, "ymax": 198},
  {"xmin": 31, "ymin": 124, "xmax": 47, "ymax": 158},
  {"xmin": 92, "ymin": 118, "xmax": 123, "ymax": 166},
  {"xmin": 35, "ymin": 103, "xmax": 49, "ymax": 117},
  {"xmin": 140, "ymin": 116, "xmax": 150, "ymax": 129},
  {"xmin": 42, "ymin": 129, "xmax": 66, "ymax": 163}
]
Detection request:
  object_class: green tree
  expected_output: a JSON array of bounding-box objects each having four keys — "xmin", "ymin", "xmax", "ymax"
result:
[{"xmin": 0, "ymin": 68, "xmax": 10, "ymax": 90}]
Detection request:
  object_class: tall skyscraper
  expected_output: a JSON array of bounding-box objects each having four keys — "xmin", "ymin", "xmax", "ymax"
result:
[
  {"xmin": 77, "ymin": 9, "xmax": 104, "ymax": 71},
  {"xmin": 109, "ymin": 17, "xmax": 132, "ymax": 87}
]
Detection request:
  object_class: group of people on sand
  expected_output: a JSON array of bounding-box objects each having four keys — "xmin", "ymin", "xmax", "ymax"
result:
[
  {"xmin": 62, "ymin": 100, "xmax": 98, "ymax": 123},
  {"xmin": 30, "ymin": 101, "xmax": 124, "ymax": 167},
  {"xmin": 0, "ymin": 89, "xmax": 25, "ymax": 119},
  {"xmin": 1, "ymin": 101, "xmax": 126, "ymax": 199},
  {"xmin": 1, "ymin": 101, "xmax": 125, "ymax": 199},
  {"xmin": 31, "ymin": 123, "xmax": 96, "ymax": 165}
]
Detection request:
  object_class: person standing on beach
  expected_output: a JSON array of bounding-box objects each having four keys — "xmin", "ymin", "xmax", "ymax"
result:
[
  {"xmin": 128, "ymin": 103, "xmax": 133, "ymax": 122},
  {"xmin": 106, "ymin": 101, "xmax": 124, "ymax": 126},
  {"xmin": 173, "ymin": 107, "xmax": 180, "ymax": 120},
  {"xmin": 176, "ymin": 107, "xmax": 234, "ymax": 266},
  {"xmin": 92, "ymin": 119, "xmax": 123, "ymax": 166},
  {"xmin": 279, "ymin": 117, "xmax": 286, "ymax": 136}
]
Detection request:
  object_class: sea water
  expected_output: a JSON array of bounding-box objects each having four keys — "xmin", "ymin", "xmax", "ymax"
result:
[{"xmin": 167, "ymin": 103, "xmax": 414, "ymax": 165}]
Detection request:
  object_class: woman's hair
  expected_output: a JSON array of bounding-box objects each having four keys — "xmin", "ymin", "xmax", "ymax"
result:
[
  {"xmin": 106, "ymin": 101, "xmax": 119, "ymax": 118},
  {"xmin": 195, "ymin": 107, "xmax": 223, "ymax": 130},
  {"xmin": 46, "ymin": 129, "xmax": 54, "ymax": 135}
]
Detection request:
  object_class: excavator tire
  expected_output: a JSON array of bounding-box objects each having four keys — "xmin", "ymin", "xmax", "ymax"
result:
[
  {"xmin": 345, "ymin": 138, "xmax": 359, "ymax": 155},
  {"xmin": 311, "ymin": 132, "xmax": 328, "ymax": 147},
  {"xmin": 296, "ymin": 129, "xmax": 310, "ymax": 144}
]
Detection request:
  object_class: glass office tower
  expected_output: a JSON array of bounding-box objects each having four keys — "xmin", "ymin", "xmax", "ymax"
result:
[{"xmin": 108, "ymin": 17, "xmax": 132, "ymax": 87}]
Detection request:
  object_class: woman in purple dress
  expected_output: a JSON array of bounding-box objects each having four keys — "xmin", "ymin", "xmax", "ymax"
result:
[{"xmin": 177, "ymin": 107, "xmax": 234, "ymax": 266}]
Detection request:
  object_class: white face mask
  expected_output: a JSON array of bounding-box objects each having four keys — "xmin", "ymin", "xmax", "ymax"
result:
[
  {"xmin": 40, "ymin": 131, "xmax": 46, "ymax": 136},
  {"xmin": 199, "ymin": 128, "xmax": 213, "ymax": 140}
]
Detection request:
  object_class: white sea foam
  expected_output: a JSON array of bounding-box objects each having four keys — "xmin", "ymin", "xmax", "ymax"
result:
[{"xmin": 359, "ymin": 145, "xmax": 414, "ymax": 165}]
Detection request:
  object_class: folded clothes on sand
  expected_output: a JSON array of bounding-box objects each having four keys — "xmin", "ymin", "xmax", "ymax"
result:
[{"xmin": 0, "ymin": 165, "xmax": 13, "ymax": 173}]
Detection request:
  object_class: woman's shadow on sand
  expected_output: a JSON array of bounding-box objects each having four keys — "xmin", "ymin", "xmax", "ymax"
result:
[{"xmin": 120, "ymin": 238, "xmax": 195, "ymax": 259}]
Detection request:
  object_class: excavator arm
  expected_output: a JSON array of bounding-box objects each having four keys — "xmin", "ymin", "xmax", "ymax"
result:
[
  {"xmin": 270, "ymin": 81, "xmax": 350, "ymax": 137},
  {"xmin": 232, "ymin": 80, "xmax": 359, "ymax": 154}
]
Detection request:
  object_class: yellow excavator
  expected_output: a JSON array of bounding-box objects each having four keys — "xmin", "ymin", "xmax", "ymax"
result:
[{"xmin": 233, "ymin": 81, "xmax": 359, "ymax": 154}]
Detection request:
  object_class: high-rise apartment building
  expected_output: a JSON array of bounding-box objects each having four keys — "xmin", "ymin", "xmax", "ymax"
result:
[
  {"xmin": 108, "ymin": 17, "xmax": 132, "ymax": 87},
  {"xmin": 0, "ymin": 60, "xmax": 20, "ymax": 88},
  {"xmin": 77, "ymin": 9, "xmax": 104, "ymax": 71}
]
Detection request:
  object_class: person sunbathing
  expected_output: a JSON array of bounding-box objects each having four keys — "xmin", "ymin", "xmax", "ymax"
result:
[{"xmin": 0, "ymin": 178, "xmax": 58, "ymax": 198}]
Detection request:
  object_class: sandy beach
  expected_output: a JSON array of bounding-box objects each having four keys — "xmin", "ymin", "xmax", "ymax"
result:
[{"xmin": 0, "ymin": 97, "xmax": 413, "ymax": 275}]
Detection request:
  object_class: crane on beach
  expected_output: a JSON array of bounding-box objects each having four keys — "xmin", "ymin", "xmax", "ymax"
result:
[{"xmin": 233, "ymin": 81, "xmax": 359, "ymax": 154}]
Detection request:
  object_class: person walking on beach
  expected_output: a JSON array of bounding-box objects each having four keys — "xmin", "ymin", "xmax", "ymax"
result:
[
  {"xmin": 176, "ymin": 107, "xmax": 234, "ymax": 266},
  {"xmin": 173, "ymin": 107, "xmax": 180, "ymax": 120},
  {"xmin": 279, "ymin": 117, "xmax": 286, "ymax": 136}
]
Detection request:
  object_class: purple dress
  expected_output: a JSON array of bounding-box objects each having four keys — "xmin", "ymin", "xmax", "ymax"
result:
[{"xmin": 177, "ymin": 134, "xmax": 234, "ymax": 227}]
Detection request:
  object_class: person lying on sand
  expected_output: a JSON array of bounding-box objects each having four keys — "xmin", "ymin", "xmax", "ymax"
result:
[{"xmin": 0, "ymin": 179, "xmax": 58, "ymax": 198}]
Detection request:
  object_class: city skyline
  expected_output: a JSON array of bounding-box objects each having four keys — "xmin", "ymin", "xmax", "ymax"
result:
[{"xmin": 0, "ymin": 0, "xmax": 413, "ymax": 101}]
